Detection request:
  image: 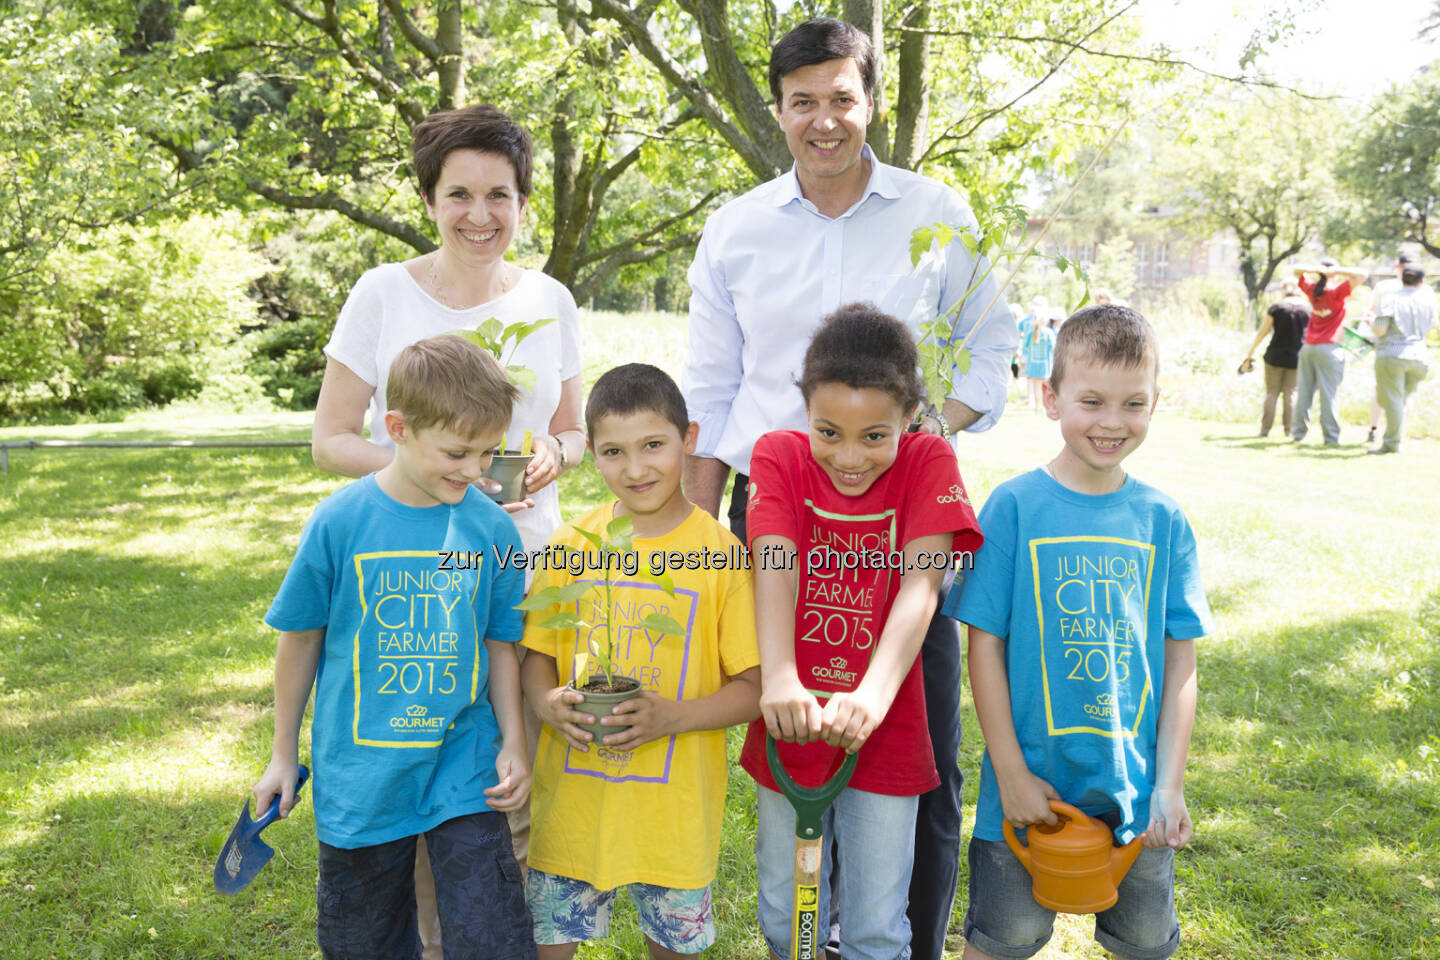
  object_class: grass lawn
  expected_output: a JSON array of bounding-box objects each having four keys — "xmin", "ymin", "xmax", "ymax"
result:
[{"xmin": 1, "ymin": 345, "xmax": 1437, "ymax": 957}]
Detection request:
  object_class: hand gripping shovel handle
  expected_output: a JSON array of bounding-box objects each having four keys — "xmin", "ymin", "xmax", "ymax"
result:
[
  {"xmin": 766, "ymin": 736, "xmax": 858, "ymax": 960},
  {"xmin": 214, "ymin": 764, "xmax": 309, "ymax": 895}
]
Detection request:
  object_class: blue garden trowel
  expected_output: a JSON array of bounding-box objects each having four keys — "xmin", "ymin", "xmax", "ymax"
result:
[{"xmin": 213, "ymin": 765, "xmax": 309, "ymax": 895}]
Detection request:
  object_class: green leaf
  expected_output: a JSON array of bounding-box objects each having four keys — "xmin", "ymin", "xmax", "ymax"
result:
[
  {"xmin": 1055, "ymin": 254, "xmax": 1069, "ymax": 273},
  {"xmin": 954, "ymin": 348, "xmax": 972, "ymax": 376},
  {"xmin": 605, "ymin": 513, "xmax": 634, "ymax": 540},
  {"xmin": 638, "ymin": 612, "xmax": 687, "ymax": 636},
  {"xmin": 538, "ymin": 611, "xmax": 585, "ymax": 631},
  {"xmin": 573, "ymin": 528, "xmax": 605, "ymax": 550},
  {"xmin": 652, "ymin": 571, "xmax": 676, "ymax": 596},
  {"xmin": 909, "ymin": 226, "xmax": 934, "ymax": 267},
  {"xmin": 507, "ymin": 365, "xmax": 537, "ymax": 392},
  {"xmin": 960, "ymin": 232, "xmax": 979, "ymax": 259}
]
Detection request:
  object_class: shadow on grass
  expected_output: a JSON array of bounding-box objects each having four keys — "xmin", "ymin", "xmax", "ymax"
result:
[
  {"xmin": 0, "ymin": 787, "xmax": 322, "ymax": 958},
  {"xmin": 1184, "ymin": 598, "xmax": 1440, "ymax": 957}
]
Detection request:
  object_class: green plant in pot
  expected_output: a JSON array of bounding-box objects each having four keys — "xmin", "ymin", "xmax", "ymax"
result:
[
  {"xmin": 516, "ymin": 514, "xmax": 687, "ymax": 741},
  {"xmin": 907, "ymin": 204, "xmax": 1089, "ymax": 427},
  {"xmin": 449, "ymin": 317, "xmax": 556, "ymax": 502}
]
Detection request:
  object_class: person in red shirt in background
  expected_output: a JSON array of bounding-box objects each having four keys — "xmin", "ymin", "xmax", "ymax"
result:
[{"xmin": 1291, "ymin": 257, "xmax": 1369, "ymax": 446}]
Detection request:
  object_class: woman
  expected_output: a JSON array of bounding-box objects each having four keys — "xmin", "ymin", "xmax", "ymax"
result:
[
  {"xmin": 313, "ymin": 104, "xmax": 584, "ymax": 556},
  {"xmin": 311, "ymin": 104, "xmax": 582, "ymax": 959},
  {"xmin": 1241, "ymin": 281, "xmax": 1310, "ymax": 437},
  {"xmin": 1291, "ymin": 257, "xmax": 1367, "ymax": 445}
]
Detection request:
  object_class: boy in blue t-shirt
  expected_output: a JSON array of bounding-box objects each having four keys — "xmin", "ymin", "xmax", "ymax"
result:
[
  {"xmin": 947, "ymin": 305, "xmax": 1212, "ymax": 960},
  {"xmin": 254, "ymin": 334, "xmax": 537, "ymax": 959}
]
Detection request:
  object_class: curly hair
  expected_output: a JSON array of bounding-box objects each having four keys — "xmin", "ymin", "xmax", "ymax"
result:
[{"xmin": 798, "ymin": 303, "xmax": 924, "ymax": 412}]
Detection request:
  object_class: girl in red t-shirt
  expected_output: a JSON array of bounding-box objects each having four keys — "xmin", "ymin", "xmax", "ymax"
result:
[{"xmin": 742, "ymin": 303, "xmax": 982, "ymax": 959}]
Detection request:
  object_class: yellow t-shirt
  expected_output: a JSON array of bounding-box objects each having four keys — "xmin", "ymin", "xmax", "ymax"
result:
[{"xmin": 521, "ymin": 502, "xmax": 759, "ymax": 890}]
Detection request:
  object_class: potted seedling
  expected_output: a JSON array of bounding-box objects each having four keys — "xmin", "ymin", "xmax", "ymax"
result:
[
  {"xmin": 908, "ymin": 203, "xmax": 1089, "ymax": 425},
  {"xmin": 515, "ymin": 513, "xmax": 687, "ymax": 741},
  {"xmin": 450, "ymin": 316, "xmax": 557, "ymax": 501},
  {"xmin": 906, "ymin": 122, "xmax": 1128, "ymax": 426}
]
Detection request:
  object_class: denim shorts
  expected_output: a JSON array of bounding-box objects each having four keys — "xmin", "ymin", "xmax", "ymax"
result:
[
  {"xmin": 755, "ymin": 783, "xmax": 918, "ymax": 960},
  {"xmin": 315, "ymin": 812, "xmax": 535, "ymax": 960},
  {"xmin": 964, "ymin": 837, "xmax": 1180, "ymax": 960},
  {"xmin": 525, "ymin": 868, "xmax": 716, "ymax": 953}
]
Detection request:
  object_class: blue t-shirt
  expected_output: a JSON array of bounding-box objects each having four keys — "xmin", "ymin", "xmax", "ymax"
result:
[
  {"xmin": 265, "ymin": 474, "xmax": 525, "ymax": 848},
  {"xmin": 947, "ymin": 469, "xmax": 1212, "ymax": 844}
]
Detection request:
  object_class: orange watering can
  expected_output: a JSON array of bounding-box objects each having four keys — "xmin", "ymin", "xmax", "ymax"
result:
[{"xmin": 1002, "ymin": 799, "xmax": 1143, "ymax": 914}]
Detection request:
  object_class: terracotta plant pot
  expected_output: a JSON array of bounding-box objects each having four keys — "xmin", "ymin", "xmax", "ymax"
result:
[
  {"xmin": 481, "ymin": 451, "xmax": 533, "ymax": 503},
  {"xmin": 568, "ymin": 676, "xmax": 642, "ymax": 743}
]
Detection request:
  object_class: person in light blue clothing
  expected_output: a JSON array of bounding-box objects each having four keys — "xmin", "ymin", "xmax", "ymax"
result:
[
  {"xmin": 946, "ymin": 305, "xmax": 1212, "ymax": 960},
  {"xmin": 253, "ymin": 334, "xmax": 537, "ymax": 960}
]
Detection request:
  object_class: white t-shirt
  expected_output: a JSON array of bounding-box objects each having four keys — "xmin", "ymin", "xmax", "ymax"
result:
[{"xmin": 324, "ymin": 262, "xmax": 582, "ymax": 552}]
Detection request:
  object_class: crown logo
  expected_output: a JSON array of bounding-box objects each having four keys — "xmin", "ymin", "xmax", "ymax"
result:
[
  {"xmin": 407, "ymin": 704, "xmax": 428, "ymax": 717},
  {"xmin": 830, "ymin": 656, "xmax": 847, "ymax": 669}
]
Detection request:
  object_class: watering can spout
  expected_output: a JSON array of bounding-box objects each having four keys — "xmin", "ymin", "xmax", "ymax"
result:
[{"xmin": 1112, "ymin": 834, "xmax": 1143, "ymax": 885}]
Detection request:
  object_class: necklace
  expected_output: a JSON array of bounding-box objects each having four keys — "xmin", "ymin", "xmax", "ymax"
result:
[{"xmin": 425, "ymin": 253, "xmax": 515, "ymax": 310}]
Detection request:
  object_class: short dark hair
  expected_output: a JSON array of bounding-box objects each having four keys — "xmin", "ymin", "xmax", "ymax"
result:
[
  {"xmin": 799, "ymin": 303, "xmax": 924, "ymax": 412},
  {"xmin": 1397, "ymin": 252, "xmax": 1417, "ymax": 266},
  {"xmin": 1402, "ymin": 265, "xmax": 1426, "ymax": 286},
  {"xmin": 586, "ymin": 363, "xmax": 690, "ymax": 439},
  {"xmin": 411, "ymin": 104, "xmax": 533, "ymax": 203},
  {"xmin": 1050, "ymin": 305, "xmax": 1160, "ymax": 390},
  {"xmin": 388, "ymin": 334, "xmax": 518, "ymax": 440},
  {"xmin": 769, "ymin": 18, "xmax": 877, "ymax": 104}
]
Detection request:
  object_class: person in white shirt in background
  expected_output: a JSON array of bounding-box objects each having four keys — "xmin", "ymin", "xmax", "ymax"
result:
[
  {"xmin": 1368, "ymin": 262, "xmax": 1436, "ymax": 454},
  {"xmin": 681, "ymin": 18, "xmax": 1016, "ymax": 960},
  {"xmin": 1362, "ymin": 252, "xmax": 1436, "ymax": 444}
]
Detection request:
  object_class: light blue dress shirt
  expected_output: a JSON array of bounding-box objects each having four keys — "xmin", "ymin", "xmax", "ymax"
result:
[{"xmin": 683, "ymin": 146, "xmax": 1018, "ymax": 475}]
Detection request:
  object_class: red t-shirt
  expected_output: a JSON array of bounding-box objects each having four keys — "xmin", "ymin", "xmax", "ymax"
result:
[
  {"xmin": 1299, "ymin": 275, "xmax": 1353, "ymax": 345},
  {"xmin": 739, "ymin": 430, "xmax": 983, "ymax": 796}
]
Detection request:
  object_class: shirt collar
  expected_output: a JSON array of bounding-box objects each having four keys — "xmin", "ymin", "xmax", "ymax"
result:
[{"xmin": 772, "ymin": 144, "xmax": 902, "ymax": 212}]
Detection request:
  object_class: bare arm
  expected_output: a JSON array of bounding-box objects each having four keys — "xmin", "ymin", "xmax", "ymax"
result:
[
  {"xmin": 252, "ymin": 628, "xmax": 325, "ymax": 817},
  {"xmin": 968, "ymin": 623, "xmax": 1059, "ymax": 827},
  {"xmin": 483, "ymin": 639, "xmax": 531, "ymax": 811},
  {"xmin": 1143, "ymin": 637, "xmax": 1198, "ymax": 849},
  {"xmin": 602, "ymin": 666, "xmax": 762, "ymax": 748},
  {"xmin": 526, "ymin": 374, "xmax": 586, "ymax": 494},
  {"xmin": 684, "ymin": 455, "xmax": 732, "ymax": 518},
  {"xmin": 521, "ymin": 648, "xmax": 596, "ymax": 751},
  {"xmin": 1244, "ymin": 312, "xmax": 1276, "ymax": 361},
  {"xmin": 311, "ymin": 357, "xmax": 390, "ymax": 477},
  {"xmin": 820, "ymin": 533, "xmax": 947, "ymax": 753},
  {"xmin": 752, "ymin": 535, "xmax": 822, "ymax": 744}
]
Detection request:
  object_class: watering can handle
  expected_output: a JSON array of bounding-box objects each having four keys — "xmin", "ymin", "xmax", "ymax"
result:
[
  {"xmin": 765, "ymin": 735, "xmax": 858, "ymax": 840},
  {"xmin": 1001, "ymin": 798, "xmax": 1088, "ymax": 870}
]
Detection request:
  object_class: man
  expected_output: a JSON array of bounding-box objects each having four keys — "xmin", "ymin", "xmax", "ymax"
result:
[
  {"xmin": 682, "ymin": 18, "xmax": 1016, "ymax": 960},
  {"xmin": 1363, "ymin": 252, "xmax": 1436, "ymax": 443},
  {"xmin": 1369, "ymin": 262, "xmax": 1435, "ymax": 454}
]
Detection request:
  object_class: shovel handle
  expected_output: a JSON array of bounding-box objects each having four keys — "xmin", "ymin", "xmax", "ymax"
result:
[
  {"xmin": 765, "ymin": 735, "xmax": 857, "ymax": 840},
  {"xmin": 252, "ymin": 764, "xmax": 310, "ymax": 831},
  {"xmin": 790, "ymin": 834, "xmax": 824, "ymax": 960}
]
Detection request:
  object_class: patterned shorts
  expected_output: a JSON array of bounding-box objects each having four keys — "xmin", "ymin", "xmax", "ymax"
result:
[{"xmin": 525, "ymin": 868, "xmax": 716, "ymax": 954}]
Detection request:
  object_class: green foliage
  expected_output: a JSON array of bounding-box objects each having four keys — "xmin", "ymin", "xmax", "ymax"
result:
[
  {"xmin": 910, "ymin": 206, "xmax": 1088, "ymax": 412},
  {"xmin": 1339, "ymin": 66, "xmax": 1440, "ymax": 258},
  {"xmin": 0, "ymin": 215, "xmax": 266, "ymax": 416},
  {"xmin": 1156, "ymin": 91, "xmax": 1351, "ymax": 301},
  {"xmin": 450, "ymin": 317, "xmax": 559, "ymax": 393},
  {"xmin": 516, "ymin": 513, "xmax": 684, "ymax": 688}
]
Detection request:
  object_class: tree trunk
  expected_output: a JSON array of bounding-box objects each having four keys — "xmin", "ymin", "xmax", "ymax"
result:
[
  {"xmin": 890, "ymin": 2, "xmax": 930, "ymax": 171},
  {"xmin": 843, "ymin": 0, "xmax": 889, "ymax": 164},
  {"xmin": 435, "ymin": 0, "xmax": 464, "ymax": 109},
  {"xmin": 544, "ymin": 0, "xmax": 586, "ymax": 285}
]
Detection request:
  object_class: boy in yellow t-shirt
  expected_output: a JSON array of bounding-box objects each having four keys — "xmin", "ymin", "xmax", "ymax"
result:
[{"xmin": 520, "ymin": 363, "xmax": 761, "ymax": 958}]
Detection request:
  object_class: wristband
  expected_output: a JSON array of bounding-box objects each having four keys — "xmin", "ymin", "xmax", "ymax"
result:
[
  {"xmin": 551, "ymin": 434, "xmax": 567, "ymax": 470},
  {"xmin": 927, "ymin": 409, "xmax": 952, "ymax": 439}
]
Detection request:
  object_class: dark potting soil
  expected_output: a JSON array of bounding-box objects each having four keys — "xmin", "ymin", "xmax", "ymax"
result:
[{"xmin": 579, "ymin": 676, "xmax": 640, "ymax": 695}]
